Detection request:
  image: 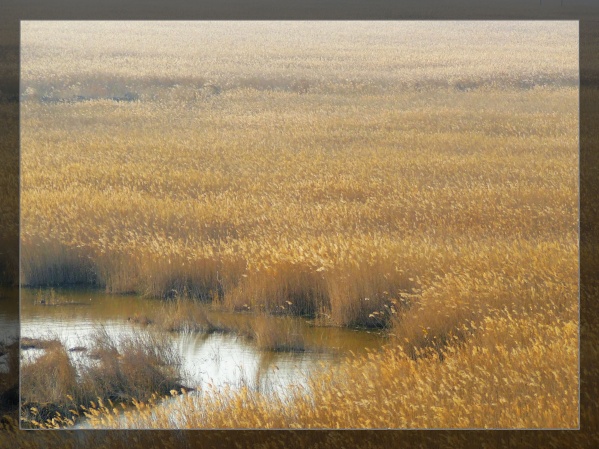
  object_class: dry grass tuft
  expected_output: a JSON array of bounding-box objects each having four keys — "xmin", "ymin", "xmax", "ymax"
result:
[
  {"xmin": 249, "ymin": 316, "xmax": 305, "ymax": 352},
  {"xmin": 20, "ymin": 329, "xmax": 185, "ymax": 429}
]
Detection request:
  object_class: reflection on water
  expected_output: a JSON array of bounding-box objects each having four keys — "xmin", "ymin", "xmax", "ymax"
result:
[
  {"xmin": 20, "ymin": 287, "xmax": 387, "ymax": 426},
  {"xmin": 175, "ymin": 331, "xmax": 335, "ymax": 394}
]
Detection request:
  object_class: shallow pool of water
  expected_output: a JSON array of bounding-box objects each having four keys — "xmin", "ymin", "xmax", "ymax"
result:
[{"xmin": 20, "ymin": 287, "xmax": 387, "ymax": 405}]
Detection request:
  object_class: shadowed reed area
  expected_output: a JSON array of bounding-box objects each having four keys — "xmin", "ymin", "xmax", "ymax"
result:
[
  {"xmin": 0, "ymin": 341, "xmax": 19, "ymax": 418},
  {"xmin": 20, "ymin": 328, "xmax": 186, "ymax": 429}
]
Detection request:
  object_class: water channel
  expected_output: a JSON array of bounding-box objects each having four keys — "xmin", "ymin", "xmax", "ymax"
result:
[{"xmin": 20, "ymin": 287, "xmax": 388, "ymax": 428}]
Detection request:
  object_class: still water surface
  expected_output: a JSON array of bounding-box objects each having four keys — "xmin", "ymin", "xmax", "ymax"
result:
[{"xmin": 20, "ymin": 287, "xmax": 387, "ymax": 426}]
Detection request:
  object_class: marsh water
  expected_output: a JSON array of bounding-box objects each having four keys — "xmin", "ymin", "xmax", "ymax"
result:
[{"xmin": 20, "ymin": 287, "xmax": 387, "ymax": 427}]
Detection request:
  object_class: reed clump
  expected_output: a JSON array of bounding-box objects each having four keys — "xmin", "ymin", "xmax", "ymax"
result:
[
  {"xmin": 126, "ymin": 295, "xmax": 310, "ymax": 353},
  {"xmin": 20, "ymin": 328, "xmax": 185, "ymax": 429},
  {"xmin": 249, "ymin": 316, "xmax": 305, "ymax": 352},
  {"xmin": 131, "ymin": 296, "xmax": 217, "ymax": 334},
  {"xmin": 20, "ymin": 341, "xmax": 78, "ymax": 426}
]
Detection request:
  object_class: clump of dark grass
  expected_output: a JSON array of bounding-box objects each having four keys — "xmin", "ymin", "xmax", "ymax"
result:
[
  {"xmin": 81, "ymin": 327, "xmax": 184, "ymax": 403},
  {"xmin": 20, "ymin": 337, "xmax": 63, "ymax": 351},
  {"xmin": 20, "ymin": 328, "xmax": 186, "ymax": 429},
  {"xmin": 20, "ymin": 341, "xmax": 78, "ymax": 426}
]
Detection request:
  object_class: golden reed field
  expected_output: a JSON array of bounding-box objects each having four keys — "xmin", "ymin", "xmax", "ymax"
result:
[{"xmin": 19, "ymin": 22, "xmax": 578, "ymax": 429}]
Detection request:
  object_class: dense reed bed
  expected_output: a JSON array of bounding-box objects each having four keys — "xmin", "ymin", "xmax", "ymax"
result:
[
  {"xmin": 19, "ymin": 22, "xmax": 579, "ymax": 428},
  {"xmin": 20, "ymin": 87, "xmax": 578, "ymax": 326}
]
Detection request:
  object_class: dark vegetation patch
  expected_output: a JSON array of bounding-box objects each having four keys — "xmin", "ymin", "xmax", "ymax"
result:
[{"xmin": 20, "ymin": 329, "xmax": 188, "ymax": 429}]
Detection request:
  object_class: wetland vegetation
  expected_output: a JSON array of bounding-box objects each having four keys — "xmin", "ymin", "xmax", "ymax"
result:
[{"xmin": 19, "ymin": 21, "xmax": 579, "ymax": 429}]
